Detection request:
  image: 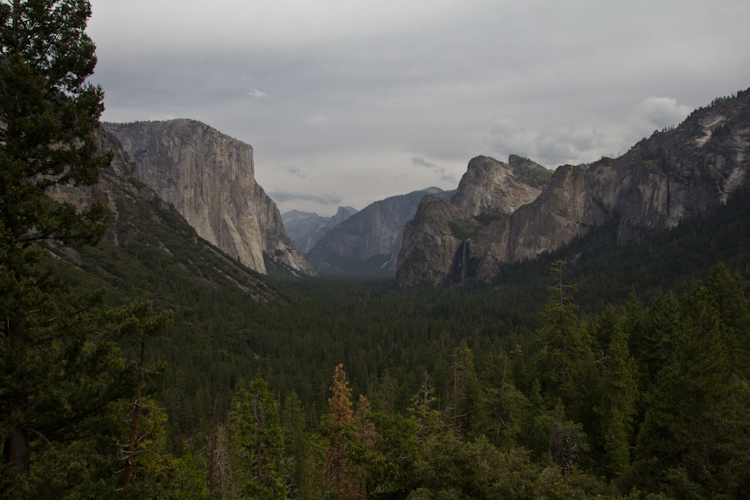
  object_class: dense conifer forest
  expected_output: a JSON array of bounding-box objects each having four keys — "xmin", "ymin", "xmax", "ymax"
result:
[
  {"xmin": 3, "ymin": 1, "xmax": 750, "ymax": 498},
  {"xmin": 16, "ymin": 180, "xmax": 750, "ymax": 499}
]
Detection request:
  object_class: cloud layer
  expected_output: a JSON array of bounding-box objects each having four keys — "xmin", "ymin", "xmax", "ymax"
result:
[{"xmin": 88, "ymin": 0, "xmax": 750, "ymax": 215}]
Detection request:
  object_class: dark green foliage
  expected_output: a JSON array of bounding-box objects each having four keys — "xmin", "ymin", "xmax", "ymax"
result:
[
  {"xmin": 707, "ymin": 263, "xmax": 750, "ymax": 375},
  {"xmin": 596, "ymin": 322, "xmax": 638, "ymax": 478},
  {"xmin": 510, "ymin": 157, "xmax": 554, "ymax": 189},
  {"xmin": 0, "ymin": 2, "xmax": 200, "ymax": 497},
  {"xmin": 448, "ymin": 218, "xmax": 479, "ymax": 240},
  {"xmin": 0, "ymin": 0, "xmax": 114, "ymax": 488},
  {"xmin": 282, "ymin": 391, "xmax": 317, "ymax": 500},
  {"xmin": 232, "ymin": 379, "xmax": 288, "ymax": 499}
]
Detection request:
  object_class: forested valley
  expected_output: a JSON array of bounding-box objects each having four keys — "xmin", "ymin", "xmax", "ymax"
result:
[
  {"xmin": 3, "ymin": 1, "xmax": 750, "ymax": 499},
  {"xmin": 10, "ymin": 180, "xmax": 750, "ymax": 499}
]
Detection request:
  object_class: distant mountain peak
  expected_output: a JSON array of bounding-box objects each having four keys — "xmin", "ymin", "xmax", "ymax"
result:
[{"xmin": 281, "ymin": 206, "xmax": 359, "ymax": 254}]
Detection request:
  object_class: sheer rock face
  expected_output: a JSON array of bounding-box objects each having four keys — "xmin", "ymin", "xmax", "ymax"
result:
[
  {"xmin": 395, "ymin": 196, "xmax": 480, "ymax": 286},
  {"xmin": 396, "ymin": 91, "xmax": 750, "ymax": 287},
  {"xmin": 102, "ymin": 120, "xmax": 315, "ymax": 276},
  {"xmin": 48, "ymin": 128, "xmax": 287, "ymax": 301}
]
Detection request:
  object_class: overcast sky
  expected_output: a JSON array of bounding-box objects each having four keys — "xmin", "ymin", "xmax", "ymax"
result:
[{"xmin": 88, "ymin": 0, "xmax": 750, "ymax": 216}]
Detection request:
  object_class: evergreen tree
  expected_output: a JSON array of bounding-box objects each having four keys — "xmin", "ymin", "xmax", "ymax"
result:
[
  {"xmin": 323, "ymin": 364, "xmax": 356, "ymax": 500},
  {"xmin": 595, "ymin": 322, "xmax": 638, "ymax": 478},
  {"xmin": 281, "ymin": 391, "xmax": 315, "ymax": 500},
  {"xmin": 707, "ymin": 262, "xmax": 750, "ymax": 375},
  {"xmin": 233, "ymin": 379, "xmax": 288, "ymax": 499},
  {"xmin": 407, "ymin": 372, "xmax": 441, "ymax": 444},
  {"xmin": 445, "ymin": 340, "xmax": 482, "ymax": 440},
  {"xmin": 539, "ymin": 261, "xmax": 584, "ymax": 407},
  {"xmin": 639, "ymin": 292, "xmax": 681, "ymax": 384},
  {"xmin": 0, "ymin": 0, "xmax": 114, "ymax": 481},
  {"xmin": 636, "ymin": 283, "xmax": 733, "ymax": 496}
]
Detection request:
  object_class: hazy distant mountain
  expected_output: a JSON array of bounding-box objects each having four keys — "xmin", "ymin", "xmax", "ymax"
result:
[
  {"xmin": 282, "ymin": 206, "xmax": 358, "ymax": 254},
  {"xmin": 305, "ymin": 187, "xmax": 454, "ymax": 277}
]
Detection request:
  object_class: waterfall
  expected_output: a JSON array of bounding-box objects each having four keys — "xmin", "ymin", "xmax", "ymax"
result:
[{"xmin": 461, "ymin": 240, "xmax": 469, "ymax": 281}]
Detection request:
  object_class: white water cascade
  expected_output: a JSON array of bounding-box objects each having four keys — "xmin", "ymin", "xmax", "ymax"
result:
[{"xmin": 461, "ymin": 240, "xmax": 469, "ymax": 281}]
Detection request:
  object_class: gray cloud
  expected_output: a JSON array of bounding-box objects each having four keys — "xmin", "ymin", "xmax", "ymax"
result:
[
  {"xmin": 88, "ymin": 0, "xmax": 750, "ymax": 212},
  {"xmin": 248, "ymin": 87, "xmax": 267, "ymax": 98},
  {"xmin": 305, "ymin": 114, "xmax": 329, "ymax": 127},
  {"xmin": 411, "ymin": 156, "xmax": 458, "ymax": 185},
  {"xmin": 411, "ymin": 157, "xmax": 438, "ymax": 170},
  {"xmin": 631, "ymin": 96, "xmax": 692, "ymax": 131},
  {"xmin": 267, "ymin": 190, "xmax": 343, "ymax": 206},
  {"xmin": 489, "ymin": 119, "xmax": 609, "ymax": 168},
  {"xmin": 284, "ymin": 166, "xmax": 306, "ymax": 178}
]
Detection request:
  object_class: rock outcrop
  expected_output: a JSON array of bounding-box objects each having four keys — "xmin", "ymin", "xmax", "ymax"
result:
[
  {"xmin": 450, "ymin": 155, "xmax": 551, "ymax": 216},
  {"xmin": 396, "ymin": 90, "xmax": 750, "ymax": 287},
  {"xmin": 282, "ymin": 206, "xmax": 358, "ymax": 254},
  {"xmin": 306, "ymin": 188, "xmax": 453, "ymax": 276},
  {"xmin": 102, "ymin": 120, "xmax": 315, "ymax": 276}
]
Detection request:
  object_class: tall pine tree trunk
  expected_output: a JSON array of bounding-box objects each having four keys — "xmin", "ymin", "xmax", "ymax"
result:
[{"xmin": 122, "ymin": 339, "xmax": 145, "ymax": 489}]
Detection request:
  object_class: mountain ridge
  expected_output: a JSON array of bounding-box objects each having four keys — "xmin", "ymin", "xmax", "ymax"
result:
[
  {"xmin": 305, "ymin": 187, "xmax": 454, "ymax": 276},
  {"xmin": 396, "ymin": 88, "xmax": 750, "ymax": 287},
  {"xmin": 282, "ymin": 206, "xmax": 359, "ymax": 254}
]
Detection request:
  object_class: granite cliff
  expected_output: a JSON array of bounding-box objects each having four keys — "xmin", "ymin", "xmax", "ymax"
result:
[
  {"xmin": 48, "ymin": 128, "xmax": 286, "ymax": 301},
  {"xmin": 102, "ymin": 120, "xmax": 315, "ymax": 276},
  {"xmin": 396, "ymin": 90, "xmax": 750, "ymax": 287},
  {"xmin": 282, "ymin": 206, "xmax": 358, "ymax": 254},
  {"xmin": 306, "ymin": 187, "xmax": 453, "ymax": 276},
  {"xmin": 451, "ymin": 155, "xmax": 552, "ymax": 216}
]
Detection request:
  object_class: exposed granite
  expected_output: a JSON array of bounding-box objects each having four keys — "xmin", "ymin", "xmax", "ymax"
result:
[
  {"xmin": 102, "ymin": 120, "xmax": 315, "ymax": 276},
  {"xmin": 396, "ymin": 90, "xmax": 750, "ymax": 287}
]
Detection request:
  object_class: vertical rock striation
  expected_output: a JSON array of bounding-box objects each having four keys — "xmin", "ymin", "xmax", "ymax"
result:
[{"xmin": 102, "ymin": 120, "xmax": 315, "ymax": 276}]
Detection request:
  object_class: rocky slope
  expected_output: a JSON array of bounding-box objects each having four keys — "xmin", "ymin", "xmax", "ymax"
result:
[
  {"xmin": 306, "ymin": 187, "xmax": 453, "ymax": 276},
  {"xmin": 282, "ymin": 206, "xmax": 358, "ymax": 254},
  {"xmin": 396, "ymin": 90, "xmax": 750, "ymax": 287},
  {"xmin": 48, "ymin": 128, "xmax": 288, "ymax": 302},
  {"xmin": 102, "ymin": 120, "xmax": 315, "ymax": 276}
]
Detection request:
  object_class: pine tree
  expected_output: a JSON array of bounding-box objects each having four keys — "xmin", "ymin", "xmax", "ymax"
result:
[
  {"xmin": 595, "ymin": 322, "xmax": 638, "ymax": 478},
  {"xmin": 539, "ymin": 261, "xmax": 586, "ymax": 407},
  {"xmin": 636, "ymin": 283, "xmax": 733, "ymax": 492},
  {"xmin": 707, "ymin": 262, "xmax": 750, "ymax": 375},
  {"xmin": 233, "ymin": 379, "xmax": 288, "ymax": 499},
  {"xmin": 281, "ymin": 391, "xmax": 315, "ymax": 500},
  {"xmin": 639, "ymin": 292, "xmax": 681, "ymax": 383},
  {"xmin": 408, "ymin": 372, "xmax": 441, "ymax": 444},
  {"xmin": 446, "ymin": 340, "xmax": 481, "ymax": 440},
  {"xmin": 0, "ymin": 0, "xmax": 118, "ymax": 484},
  {"xmin": 324, "ymin": 364, "xmax": 356, "ymax": 500}
]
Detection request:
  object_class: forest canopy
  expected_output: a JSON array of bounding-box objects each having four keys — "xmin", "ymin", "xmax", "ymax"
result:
[{"xmin": 2, "ymin": 1, "xmax": 750, "ymax": 499}]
